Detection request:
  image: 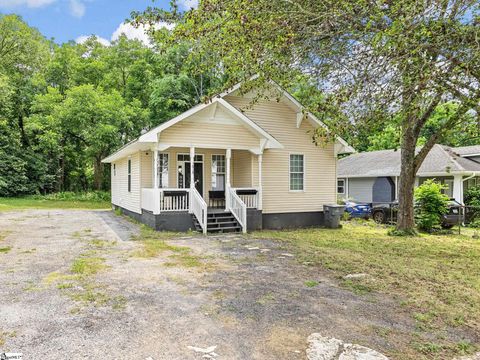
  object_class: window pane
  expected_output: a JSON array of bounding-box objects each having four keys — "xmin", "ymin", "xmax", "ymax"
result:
[
  {"xmin": 211, "ymin": 155, "xmax": 226, "ymax": 191},
  {"xmin": 212, "ymin": 174, "xmax": 225, "ymax": 191},
  {"xmin": 289, "ymin": 155, "xmax": 304, "ymax": 190},
  {"xmin": 290, "ymin": 173, "xmax": 304, "ymax": 190},
  {"xmin": 158, "ymin": 153, "xmax": 169, "ymax": 188}
]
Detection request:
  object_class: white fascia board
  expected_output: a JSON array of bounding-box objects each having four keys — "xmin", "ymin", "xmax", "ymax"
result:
[
  {"xmin": 101, "ymin": 140, "xmax": 154, "ymax": 163},
  {"xmin": 339, "ymin": 171, "xmax": 474, "ymax": 179}
]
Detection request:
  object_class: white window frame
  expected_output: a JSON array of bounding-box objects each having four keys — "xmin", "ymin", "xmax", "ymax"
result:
[
  {"xmin": 289, "ymin": 153, "xmax": 305, "ymax": 192},
  {"xmin": 157, "ymin": 152, "xmax": 169, "ymax": 188},
  {"xmin": 211, "ymin": 154, "xmax": 226, "ymax": 191},
  {"xmin": 337, "ymin": 179, "xmax": 345, "ymax": 194},
  {"xmin": 176, "ymin": 153, "xmax": 205, "ymax": 195}
]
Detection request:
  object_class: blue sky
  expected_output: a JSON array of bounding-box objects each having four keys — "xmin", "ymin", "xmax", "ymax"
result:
[{"xmin": 0, "ymin": 0, "xmax": 196, "ymax": 44}]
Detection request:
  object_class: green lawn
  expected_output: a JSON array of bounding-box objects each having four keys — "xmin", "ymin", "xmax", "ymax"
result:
[
  {"xmin": 254, "ymin": 222, "xmax": 480, "ymax": 358},
  {"xmin": 0, "ymin": 197, "xmax": 111, "ymax": 211}
]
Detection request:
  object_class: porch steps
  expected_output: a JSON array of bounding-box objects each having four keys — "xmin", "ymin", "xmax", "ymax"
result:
[{"xmin": 193, "ymin": 211, "xmax": 242, "ymax": 233}]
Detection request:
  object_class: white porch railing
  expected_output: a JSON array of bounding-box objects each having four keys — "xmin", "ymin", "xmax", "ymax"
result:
[
  {"xmin": 232, "ymin": 187, "xmax": 260, "ymax": 209},
  {"xmin": 160, "ymin": 189, "xmax": 190, "ymax": 212},
  {"xmin": 227, "ymin": 187, "xmax": 247, "ymax": 233},
  {"xmin": 190, "ymin": 187, "xmax": 208, "ymax": 234},
  {"xmin": 141, "ymin": 188, "xmax": 190, "ymax": 214}
]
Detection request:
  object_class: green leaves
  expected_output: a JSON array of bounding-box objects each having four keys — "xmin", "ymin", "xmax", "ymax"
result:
[{"xmin": 414, "ymin": 180, "xmax": 450, "ymax": 232}]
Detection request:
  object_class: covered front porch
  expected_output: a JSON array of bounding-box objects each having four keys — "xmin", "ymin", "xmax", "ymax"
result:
[{"xmin": 140, "ymin": 146, "xmax": 264, "ymax": 234}]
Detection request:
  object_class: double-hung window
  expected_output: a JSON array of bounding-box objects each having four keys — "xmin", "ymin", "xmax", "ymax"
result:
[
  {"xmin": 337, "ymin": 179, "xmax": 345, "ymax": 194},
  {"xmin": 127, "ymin": 159, "xmax": 132, "ymax": 192},
  {"xmin": 289, "ymin": 154, "xmax": 304, "ymax": 191},
  {"xmin": 211, "ymin": 155, "xmax": 226, "ymax": 191},
  {"xmin": 157, "ymin": 153, "xmax": 169, "ymax": 188}
]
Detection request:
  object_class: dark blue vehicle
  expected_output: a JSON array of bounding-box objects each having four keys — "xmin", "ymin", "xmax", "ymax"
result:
[{"xmin": 344, "ymin": 200, "xmax": 371, "ymax": 219}]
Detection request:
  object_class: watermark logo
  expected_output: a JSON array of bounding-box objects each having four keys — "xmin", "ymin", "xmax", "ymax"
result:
[{"xmin": 0, "ymin": 353, "xmax": 23, "ymax": 360}]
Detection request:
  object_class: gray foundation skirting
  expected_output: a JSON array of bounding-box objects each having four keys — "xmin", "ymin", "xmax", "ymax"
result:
[
  {"xmin": 262, "ymin": 211, "xmax": 325, "ymax": 230},
  {"xmin": 114, "ymin": 206, "xmax": 195, "ymax": 232},
  {"xmin": 114, "ymin": 205, "xmax": 324, "ymax": 232}
]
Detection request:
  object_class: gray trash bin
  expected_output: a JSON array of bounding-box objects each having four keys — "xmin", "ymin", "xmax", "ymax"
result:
[{"xmin": 324, "ymin": 204, "xmax": 345, "ymax": 229}]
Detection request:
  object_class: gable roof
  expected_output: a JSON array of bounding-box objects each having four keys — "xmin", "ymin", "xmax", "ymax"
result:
[
  {"xmin": 453, "ymin": 145, "xmax": 480, "ymax": 157},
  {"xmin": 220, "ymin": 79, "xmax": 355, "ymax": 154},
  {"xmin": 138, "ymin": 97, "xmax": 282, "ymax": 149},
  {"xmin": 102, "ymin": 80, "xmax": 354, "ymax": 163},
  {"xmin": 338, "ymin": 144, "xmax": 480, "ymax": 178}
]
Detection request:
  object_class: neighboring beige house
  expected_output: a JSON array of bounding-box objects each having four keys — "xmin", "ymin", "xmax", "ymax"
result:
[{"xmin": 102, "ymin": 82, "xmax": 354, "ymax": 234}]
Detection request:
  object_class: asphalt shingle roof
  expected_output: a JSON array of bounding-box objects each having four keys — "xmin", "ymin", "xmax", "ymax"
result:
[{"xmin": 338, "ymin": 144, "xmax": 480, "ymax": 177}]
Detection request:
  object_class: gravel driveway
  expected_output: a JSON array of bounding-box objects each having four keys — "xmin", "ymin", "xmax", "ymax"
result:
[{"xmin": 0, "ymin": 210, "xmax": 418, "ymax": 359}]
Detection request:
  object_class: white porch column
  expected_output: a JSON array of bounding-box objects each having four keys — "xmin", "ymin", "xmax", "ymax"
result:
[
  {"xmin": 453, "ymin": 174, "xmax": 464, "ymax": 204},
  {"xmin": 225, "ymin": 148, "xmax": 232, "ymax": 210},
  {"xmin": 189, "ymin": 146, "xmax": 195, "ymax": 213},
  {"xmin": 153, "ymin": 150, "xmax": 159, "ymax": 189},
  {"xmin": 346, "ymin": 178, "xmax": 349, "ymax": 199},
  {"xmin": 189, "ymin": 146, "xmax": 195, "ymax": 189},
  {"xmin": 258, "ymin": 154, "xmax": 263, "ymax": 210}
]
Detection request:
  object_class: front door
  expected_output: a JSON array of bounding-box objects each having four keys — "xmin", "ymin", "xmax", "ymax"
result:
[{"xmin": 184, "ymin": 162, "xmax": 204, "ymax": 197}]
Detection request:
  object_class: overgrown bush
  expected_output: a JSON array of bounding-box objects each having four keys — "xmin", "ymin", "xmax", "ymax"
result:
[
  {"xmin": 414, "ymin": 180, "xmax": 449, "ymax": 232},
  {"xmin": 464, "ymin": 185, "xmax": 480, "ymax": 227},
  {"xmin": 28, "ymin": 191, "xmax": 111, "ymax": 202}
]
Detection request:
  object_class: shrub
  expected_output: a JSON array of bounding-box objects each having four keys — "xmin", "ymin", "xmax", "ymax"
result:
[
  {"xmin": 28, "ymin": 191, "xmax": 111, "ymax": 202},
  {"xmin": 414, "ymin": 180, "xmax": 449, "ymax": 232},
  {"xmin": 464, "ymin": 185, "xmax": 480, "ymax": 226}
]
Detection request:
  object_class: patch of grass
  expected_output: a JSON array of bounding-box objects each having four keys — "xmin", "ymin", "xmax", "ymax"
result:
[
  {"xmin": 65, "ymin": 282, "xmax": 109, "ymax": 305},
  {"xmin": 90, "ymin": 238, "xmax": 116, "ymax": 248},
  {"xmin": 257, "ymin": 292, "xmax": 276, "ymax": 305},
  {"xmin": 413, "ymin": 341, "xmax": 443, "ymax": 355},
  {"xmin": 20, "ymin": 248, "xmax": 36, "ymax": 254},
  {"xmin": 111, "ymin": 295, "xmax": 127, "ymax": 310},
  {"xmin": 71, "ymin": 255, "xmax": 106, "ymax": 275},
  {"xmin": 133, "ymin": 224, "xmax": 189, "ymax": 258},
  {"xmin": 0, "ymin": 246, "xmax": 12, "ymax": 253},
  {"xmin": 304, "ymin": 280, "xmax": 319, "ymax": 288},
  {"xmin": 0, "ymin": 331, "xmax": 16, "ymax": 347},
  {"xmin": 342, "ymin": 279, "xmax": 374, "ymax": 295},
  {"xmin": 0, "ymin": 195, "xmax": 110, "ymax": 212},
  {"xmin": 43, "ymin": 271, "xmax": 80, "ymax": 285},
  {"xmin": 254, "ymin": 222, "xmax": 480, "ymax": 357},
  {"xmin": 456, "ymin": 340, "xmax": 475, "ymax": 355}
]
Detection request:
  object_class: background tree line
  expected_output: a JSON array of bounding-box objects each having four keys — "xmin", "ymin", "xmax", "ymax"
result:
[
  {"xmin": 0, "ymin": 14, "xmax": 223, "ymax": 196},
  {"xmin": 1, "ymin": 5, "xmax": 479, "ymax": 232}
]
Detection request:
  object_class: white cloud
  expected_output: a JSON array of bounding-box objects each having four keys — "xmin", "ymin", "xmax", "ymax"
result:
[
  {"xmin": 178, "ymin": 0, "xmax": 198, "ymax": 10},
  {"xmin": 75, "ymin": 21, "xmax": 174, "ymax": 48},
  {"xmin": 111, "ymin": 22, "xmax": 174, "ymax": 46},
  {"xmin": 76, "ymin": 35, "xmax": 110, "ymax": 47},
  {"xmin": 69, "ymin": 0, "xmax": 85, "ymax": 18},
  {"xmin": 0, "ymin": 0, "xmax": 56, "ymax": 8}
]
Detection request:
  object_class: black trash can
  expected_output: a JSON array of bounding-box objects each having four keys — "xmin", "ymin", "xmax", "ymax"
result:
[{"xmin": 324, "ymin": 204, "xmax": 345, "ymax": 229}]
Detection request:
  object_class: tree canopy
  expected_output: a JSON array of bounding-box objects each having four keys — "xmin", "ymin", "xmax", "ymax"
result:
[
  {"xmin": 134, "ymin": 0, "xmax": 480, "ymax": 231},
  {"xmin": 0, "ymin": 14, "xmax": 223, "ymax": 194}
]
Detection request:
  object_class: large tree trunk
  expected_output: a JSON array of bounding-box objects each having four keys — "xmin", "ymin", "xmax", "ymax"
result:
[
  {"xmin": 396, "ymin": 127, "xmax": 417, "ymax": 232},
  {"xmin": 93, "ymin": 156, "xmax": 104, "ymax": 191}
]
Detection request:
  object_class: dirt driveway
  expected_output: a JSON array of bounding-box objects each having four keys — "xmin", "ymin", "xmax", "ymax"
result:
[{"xmin": 0, "ymin": 210, "xmax": 418, "ymax": 359}]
